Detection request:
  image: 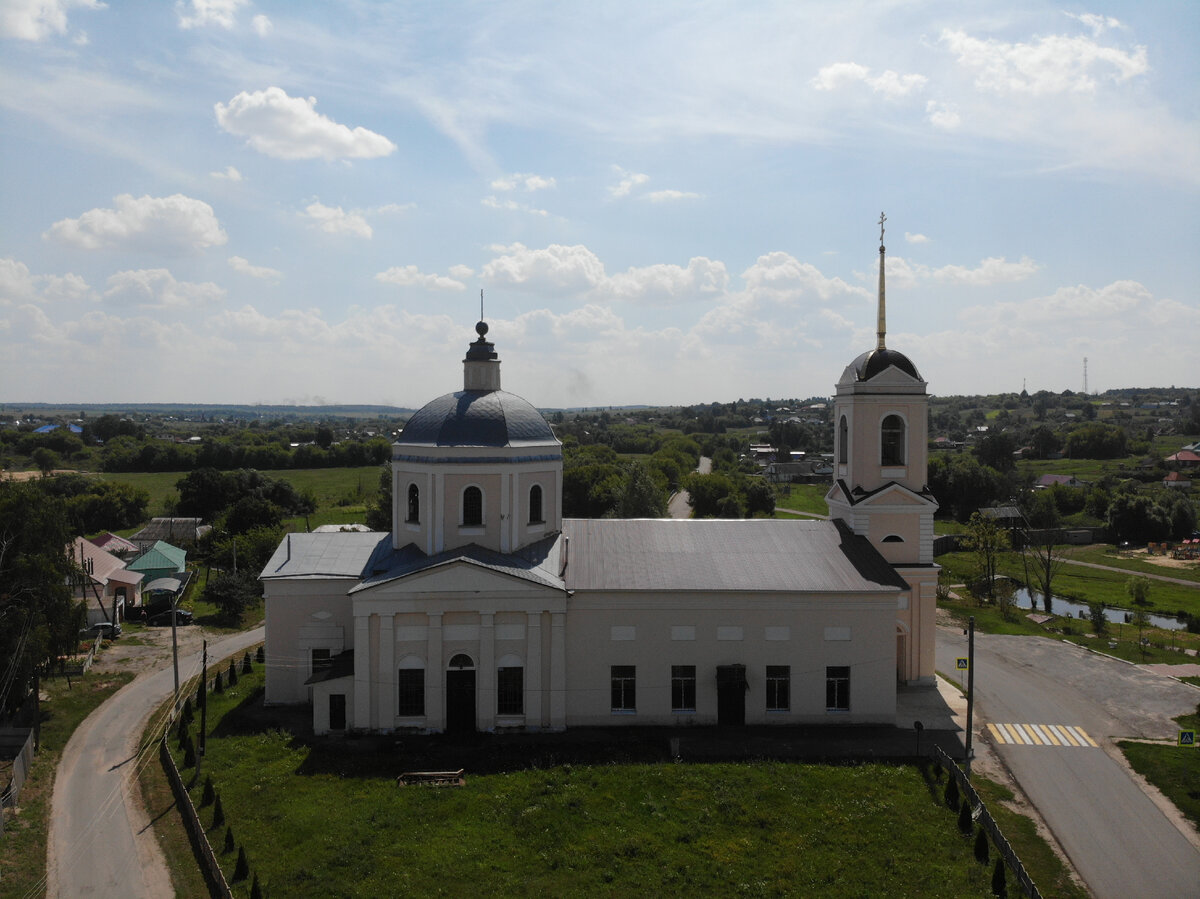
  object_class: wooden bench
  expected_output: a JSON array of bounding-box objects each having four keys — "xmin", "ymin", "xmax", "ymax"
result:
[{"xmin": 396, "ymin": 769, "xmax": 465, "ymax": 787}]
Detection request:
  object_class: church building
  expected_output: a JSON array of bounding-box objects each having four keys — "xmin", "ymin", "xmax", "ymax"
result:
[{"xmin": 260, "ymin": 222, "xmax": 939, "ymax": 734}]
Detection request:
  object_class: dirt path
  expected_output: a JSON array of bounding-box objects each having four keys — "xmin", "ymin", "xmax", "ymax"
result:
[{"xmin": 46, "ymin": 626, "xmax": 264, "ymax": 899}]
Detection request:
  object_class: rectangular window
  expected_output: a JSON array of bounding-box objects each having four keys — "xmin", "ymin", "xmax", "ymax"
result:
[
  {"xmin": 826, "ymin": 666, "xmax": 850, "ymax": 712},
  {"xmin": 671, "ymin": 665, "xmax": 696, "ymax": 712},
  {"xmin": 497, "ymin": 666, "xmax": 523, "ymax": 716},
  {"xmin": 766, "ymin": 665, "xmax": 790, "ymax": 711},
  {"xmin": 311, "ymin": 648, "xmax": 332, "ymax": 676},
  {"xmin": 397, "ymin": 669, "xmax": 425, "ymax": 716},
  {"xmin": 611, "ymin": 665, "xmax": 636, "ymax": 712}
]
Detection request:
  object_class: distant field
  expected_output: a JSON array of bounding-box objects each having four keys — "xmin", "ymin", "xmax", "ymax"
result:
[{"xmin": 97, "ymin": 466, "xmax": 385, "ymax": 520}]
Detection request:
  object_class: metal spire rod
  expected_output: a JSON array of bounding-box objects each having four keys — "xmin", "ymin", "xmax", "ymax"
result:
[{"xmin": 877, "ymin": 212, "xmax": 887, "ymax": 350}]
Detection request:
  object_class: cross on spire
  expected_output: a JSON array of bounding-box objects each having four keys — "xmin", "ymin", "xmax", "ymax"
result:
[{"xmin": 877, "ymin": 212, "xmax": 887, "ymax": 350}]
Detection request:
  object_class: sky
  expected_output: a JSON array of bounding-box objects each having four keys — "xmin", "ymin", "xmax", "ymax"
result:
[{"xmin": 1, "ymin": 1, "xmax": 1197, "ymax": 410}]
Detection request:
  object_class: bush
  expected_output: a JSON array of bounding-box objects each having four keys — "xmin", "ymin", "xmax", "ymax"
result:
[
  {"xmin": 242, "ymin": 652, "xmax": 253, "ymax": 674},
  {"xmin": 182, "ymin": 736, "xmax": 196, "ymax": 768},
  {"xmin": 212, "ymin": 795, "xmax": 225, "ymax": 828},
  {"xmin": 255, "ymin": 645, "xmax": 265, "ymax": 663},
  {"xmin": 223, "ymin": 826, "xmax": 235, "ymax": 854},
  {"xmin": 958, "ymin": 799, "xmax": 973, "ymax": 835},
  {"xmin": 214, "ymin": 670, "xmax": 224, "ymax": 694},
  {"xmin": 991, "ymin": 857, "xmax": 1007, "ymax": 897},
  {"xmin": 974, "ymin": 827, "xmax": 990, "ymax": 864},
  {"xmin": 201, "ymin": 776, "xmax": 214, "ymax": 807},
  {"xmin": 228, "ymin": 660, "xmax": 238, "ymax": 687},
  {"xmin": 250, "ymin": 873, "xmax": 263, "ymax": 899}
]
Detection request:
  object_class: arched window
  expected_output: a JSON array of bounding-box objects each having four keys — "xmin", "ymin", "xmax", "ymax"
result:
[
  {"xmin": 406, "ymin": 484, "xmax": 420, "ymax": 523},
  {"xmin": 462, "ymin": 486, "xmax": 483, "ymax": 526},
  {"xmin": 882, "ymin": 534, "xmax": 904, "ymax": 543},
  {"xmin": 838, "ymin": 416, "xmax": 848, "ymax": 464},
  {"xmin": 448, "ymin": 653, "xmax": 475, "ymax": 669},
  {"xmin": 528, "ymin": 484, "xmax": 544, "ymax": 524},
  {"xmin": 881, "ymin": 414, "xmax": 905, "ymax": 466}
]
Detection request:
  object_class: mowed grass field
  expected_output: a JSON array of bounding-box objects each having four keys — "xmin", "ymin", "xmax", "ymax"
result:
[{"xmin": 166, "ymin": 669, "xmax": 1018, "ymax": 899}]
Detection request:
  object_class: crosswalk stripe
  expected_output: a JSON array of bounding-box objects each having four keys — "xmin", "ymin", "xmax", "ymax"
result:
[{"xmin": 987, "ymin": 723, "xmax": 1097, "ymax": 748}]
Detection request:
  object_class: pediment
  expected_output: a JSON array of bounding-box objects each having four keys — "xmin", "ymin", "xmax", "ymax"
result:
[
  {"xmin": 353, "ymin": 557, "xmax": 562, "ymax": 598},
  {"xmin": 856, "ymin": 483, "xmax": 937, "ymax": 508}
]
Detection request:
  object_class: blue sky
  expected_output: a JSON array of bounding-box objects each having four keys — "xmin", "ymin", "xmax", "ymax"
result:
[{"xmin": 2, "ymin": 1, "xmax": 1197, "ymax": 408}]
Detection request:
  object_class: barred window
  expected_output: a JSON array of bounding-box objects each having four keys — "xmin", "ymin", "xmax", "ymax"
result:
[
  {"xmin": 406, "ymin": 484, "xmax": 420, "ymax": 523},
  {"xmin": 529, "ymin": 484, "xmax": 544, "ymax": 524},
  {"xmin": 881, "ymin": 415, "xmax": 905, "ymax": 466},
  {"xmin": 397, "ymin": 669, "xmax": 425, "ymax": 716},
  {"xmin": 826, "ymin": 666, "xmax": 850, "ymax": 712},
  {"xmin": 671, "ymin": 665, "xmax": 696, "ymax": 712},
  {"xmin": 497, "ymin": 666, "xmax": 523, "ymax": 716},
  {"xmin": 462, "ymin": 486, "xmax": 483, "ymax": 526},
  {"xmin": 611, "ymin": 665, "xmax": 636, "ymax": 712}
]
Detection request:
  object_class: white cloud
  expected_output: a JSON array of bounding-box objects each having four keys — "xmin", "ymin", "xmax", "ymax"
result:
[
  {"xmin": 251, "ymin": 13, "xmax": 271, "ymax": 36},
  {"xmin": 483, "ymin": 243, "xmax": 607, "ymax": 294},
  {"xmin": 940, "ymin": 28, "xmax": 1148, "ymax": 95},
  {"xmin": 742, "ymin": 252, "xmax": 868, "ymax": 301},
  {"xmin": 302, "ymin": 202, "xmax": 372, "ymax": 238},
  {"xmin": 228, "ymin": 256, "xmax": 282, "ymax": 280},
  {"xmin": 647, "ymin": 190, "xmax": 701, "ymax": 203},
  {"xmin": 608, "ymin": 167, "xmax": 650, "ymax": 198},
  {"xmin": 177, "ymin": 0, "xmax": 245, "ymax": 30},
  {"xmin": 606, "ymin": 258, "xmax": 728, "ymax": 304},
  {"xmin": 375, "ymin": 265, "xmax": 466, "ymax": 291},
  {"xmin": 811, "ymin": 62, "xmax": 926, "ymax": 98},
  {"xmin": 1064, "ymin": 12, "xmax": 1124, "ymax": 38},
  {"xmin": 0, "ymin": 0, "xmax": 103, "ymax": 41},
  {"xmin": 448, "ymin": 265, "xmax": 474, "ymax": 281},
  {"xmin": 211, "ymin": 165, "xmax": 243, "ymax": 181},
  {"xmin": 45, "ymin": 194, "xmax": 228, "ymax": 253},
  {"xmin": 0, "ymin": 257, "xmax": 92, "ymax": 304},
  {"xmin": 932, "ymin": 255, "xmax": 1040, "ymax": 285},
  {"xmin": 491, "ymin": 172, "xmax": 556, "ymax": 192},
  {"xmin": 481, "ymin": 196, "xmax": 549, "ymax": 217},
  {"xmin": 904, "ymin": 233, "xmax": 929, "ymax": 244},
  {"xmin": 103, "ymin": 268, "xmax": 225, "ymax": 309},
  {"xmin": 214, "ymin": 87, "xmax": 396, "ymax": 161},
  {"xmin": 925, "ymin": 100, "xmax": 960, "ymax": 130},
  {"xmin": 374, "ymin": 202, "xmax": 414, "ymax": 215}
]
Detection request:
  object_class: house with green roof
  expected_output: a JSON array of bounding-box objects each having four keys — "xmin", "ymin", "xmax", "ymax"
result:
[{"xmin": 127, "ymin": 540, "xmax": 187, "ymax": 584}]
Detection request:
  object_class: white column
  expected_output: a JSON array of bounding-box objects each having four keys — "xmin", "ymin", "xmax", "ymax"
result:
[
  {"xmin": 549, "ymin": 611, "xmax": 566, "ymax": 730},
  {"xmin": 426, "ymin": 613, "xmax": 444, "ymax": 731},
  {"xmin": 479, "ymin": 612, "xmax": 495, "ymax": 731},
  {"xmin": 525, "ymin": 611, "xmax": 542, "ymax": 729},
  {"xmin": 378, "ymin": 614, "xmax": 394, "ymax": 731},
  {"xmin": 353, "ymin": 614, "xmax": 371, "ymax": 731}
]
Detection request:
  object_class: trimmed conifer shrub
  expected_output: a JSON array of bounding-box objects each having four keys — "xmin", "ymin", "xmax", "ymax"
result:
[
  {"xmin": 958, "ymin": 799, "xmax": 973, "ymax": 835},
  {"xmin": 201, "ymin": 776, "xmax": 214, "ymax": 807},
  {"xmin": 177, "ymin": 715, "xmax": 189, "ymax": 745},
  {"xmin": 991, "ymin": 857, "xmax": 1007, "ymax": 897},
  {"xmin": 182, "ymin": 696, "xmax": 193, "ymax": 724},
  {"xmin": 255, "ymin": 646, "xmax": 264, "ymax": 663},
  {"xmin": 944, "ymin": 775, "xmax": 960, "ymax": 810},
  {"xmin": 249, "ymin": 873, "xmax": 263, "ymax": 899},
  {"xmin": 214, "ymin": 670, "xmax": 224, "ymax": 694},
  {"xmin": 212, "ymin": 795, "xmax": 225, "ymax": 828},
  {"xmin": 228, "ymin": 659, "xmax": 238, "ymax": 686},
  {"xmin": 242, "ymin": 652, "xmax": 252, "ymax": 674},
  {"xmin": 223, "ymin": 826, "xmax": 235, "ymax": 854},
  {"xmin": 233, "ymin": 846, "xmax": 249, "ymax": 882},
  {"xmin": 974, "ymin": 827, "xmax": 990, "ymax": 864},
  {"xmin": 182, "ymin": 736, "xmax": 195, "ymax": 768}
]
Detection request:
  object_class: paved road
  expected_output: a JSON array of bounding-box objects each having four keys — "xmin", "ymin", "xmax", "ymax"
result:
[
  {"xmin": 936, "ymin": 629, "xmax": 1200, "ymax": 899},
  {"xmin": 46, "ymin": 627, "xmax": 264, "ymax": 899},
  {"xmin": 667, "ymin": 455, "xmax": 712, "ymax": 519}
]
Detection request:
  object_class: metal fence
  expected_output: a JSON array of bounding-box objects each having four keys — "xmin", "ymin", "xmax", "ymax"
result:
[
  {"xmin": 0, "ymin": 727, "xmax": 36, "ymax": 835},
  {"xmin": 931, "ymin": 743, "xmax": 1042, "ymax": 899},
  {"xmin": 160, "ymin": 724, "xmax": 234, "ymax": 898}
]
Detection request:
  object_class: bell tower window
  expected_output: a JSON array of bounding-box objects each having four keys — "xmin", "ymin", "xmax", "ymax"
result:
[
  {"xmin": 406, "ymin": 484, "xmax": 420, "ymax": 523},
  {"xmin": 529, "ymin": 484, "xmax": 544, "ymax": 524},
  {"xmin": 462, "ymin": 486, "xmax": 483, "ymax": 527},
  {"xmin": 881, "ymin": 414, "xmax": 905, "ymax": 466}
]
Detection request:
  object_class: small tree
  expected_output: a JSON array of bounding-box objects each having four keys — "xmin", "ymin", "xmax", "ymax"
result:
[
  {"xmin": 957, "ymin": 799, "xmax": 973, "ymax": 835},
  {"xmin": 212, "ymin": 795, "xmax": 225, "ymax": 828},
  {"xmin": 223, "ymin": 825, "xmax": 235, "ymax": 853},
  {"xmin": 255, "ymin": 645, "xmax": 265, "ymax": 664},
  {"xmin": 242, "ymin": 652, "xmax": 253, "ymax": 674},
  {"xmin": 944, "ymin": 775, "xmax": 960, "ymax": 810},
  {"xmin": 201, "ymin": 776, "xmax": 215, "ymax": 806},
  {"xmin": 1132, "ymin": 607, "xmax": 1151, "ymax": 660},
  {"xmin": 1088, "ymin": 601, "xmax": 1108, "ymax": 637},
  {"xmin": 974, "ymin": 827, "xmax": 990, "ymax": 864},
  {"xmin": 182, "ymin": 736, "xmax": 196, "ymax": 768},
  {"xmin": 233, "ymin": 846, "xmax": 249, "ymax": 882},
  {"xmin": 1125, "ymin": 575, "xmax": 1151, "ymax": 608},
  {"xmin": 1022, "ymin": 528, "xmax": 1065, "ymax": 615},
  {"xmin": 995, "ymin": 579, "xmax": 1017, "ymax": 623},
  {"xmin": 227, "ymin": 659, "xmax": 238, "ymax": 687},
  {"xmin": 991, "ymin": 857, "xmax": 1007, "ymax": 897},
  {"xmin": 214, "ymin": 670, "xmax": 224, "ymax": 693},
  {"xmin": 250, "ymin": 873, "xmax": 263, "ymax": 899},
  {"xmin": 964, "ymin": 512, "xmax": 1011, "ymax": 601}
]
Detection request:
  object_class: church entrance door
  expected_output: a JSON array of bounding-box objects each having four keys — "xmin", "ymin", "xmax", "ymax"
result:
[
  {"xmin": 716, "ymin": 664, "xmax": 747, "ymax": 727},
  {"xmin": 446, "ymin": 654, "xmax": 477, "ymax": 734}
]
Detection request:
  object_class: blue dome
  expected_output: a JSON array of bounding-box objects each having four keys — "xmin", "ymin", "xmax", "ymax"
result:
[{"xmin": 400, "ymin": 390, "xmax": 556, "ymax": 447}]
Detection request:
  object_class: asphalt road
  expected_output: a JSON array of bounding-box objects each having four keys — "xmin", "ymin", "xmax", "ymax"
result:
[
  {"xmin": 46, "ymin": 627, "xmax": 264, "ymax": 899},
  {"xmin": 936, "ymin": 628, "xmax": 1200, "ymax": 899}
]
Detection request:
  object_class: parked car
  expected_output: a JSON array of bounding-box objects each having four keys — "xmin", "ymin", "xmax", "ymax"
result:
[
  {"xmin": 80, "ymin": 621, "xmax": 121, "ymax": 639},
  {"xmin": 147, "ymin": 608, "xmax": 193, "ymax": 627}
]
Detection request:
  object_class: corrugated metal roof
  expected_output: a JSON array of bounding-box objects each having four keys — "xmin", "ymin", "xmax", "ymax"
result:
[
  {"xmin": 260, "ymin": 532, "xmax": 389, "ymax": 579},
  {"xmin": 353, "ymin": 535, "xmax": 565, "ymax": 593},
  {"xmin": 560, "ymin": 518, "xmax": 905, "ymax": 593}
]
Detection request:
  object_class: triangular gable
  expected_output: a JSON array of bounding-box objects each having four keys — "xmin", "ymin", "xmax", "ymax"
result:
[
  {"xmin": 832, "ymin": 479, "xmax": 937, "ymax": 509},
  {"xmin": 352, "ymin": 557, "xmax": 564, "ymax": 598}
]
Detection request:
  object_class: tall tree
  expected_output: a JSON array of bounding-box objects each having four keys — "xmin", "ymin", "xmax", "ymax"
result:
[{"xmin": 963, "ymin": 511, "xmax": 1011, "ymax": 601}]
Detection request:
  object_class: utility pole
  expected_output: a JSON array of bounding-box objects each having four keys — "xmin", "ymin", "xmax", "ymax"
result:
[
  {"xmin": 170, "ymin": 594, "xmax": 180, "ymax": 703},
  {"xmin": 965, "ymin": 616, "xmax": 976, "ymax": 780},
  {"xmin": 199, "ymin": 640, "xmax": 207, "ymax": 762}
]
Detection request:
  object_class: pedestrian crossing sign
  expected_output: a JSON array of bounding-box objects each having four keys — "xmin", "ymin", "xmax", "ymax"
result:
[
  {"xmin": 956, "ymin": 657, "xmax": 969, "ymax": 670},
  {"xmin": 1180, "ymin": 730, "xmax": 1196, "ymax": 748}
]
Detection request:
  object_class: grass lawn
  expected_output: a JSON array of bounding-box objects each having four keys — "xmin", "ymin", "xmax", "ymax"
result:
[
  {"xmin": 0, "ymin": 670, "xmax": 135, "ymax": 899},
  {"xmin": 773, "ymin": 483, "xmax": 828, "ymax": 516},
  {"xmin": 1118, "ymin": 706, "xmax": 1200, "ymax": 832},
  {"xmin": 1062, "ymin": 544, "xmax": 1200, "ymax": 585},
  {"xmin": 938, "ymin": 550, "xmax": 1200, "ymax": 621},
  {"xmin": 159, "ymin": 667, "xmax": 1081, "ymax": 899}
]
